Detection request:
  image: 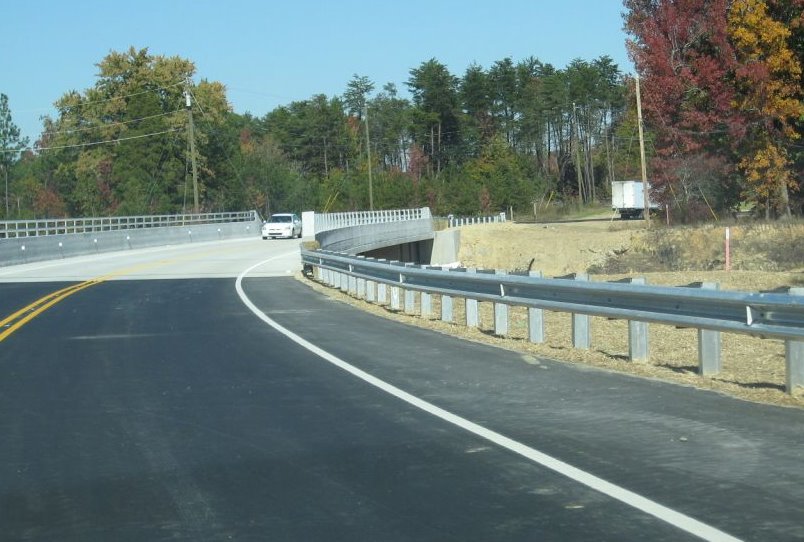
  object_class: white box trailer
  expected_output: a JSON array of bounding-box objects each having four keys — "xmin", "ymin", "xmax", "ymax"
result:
[{"xmin": 611, "ymin": 180, "xmax": 659, "ymax": 219}]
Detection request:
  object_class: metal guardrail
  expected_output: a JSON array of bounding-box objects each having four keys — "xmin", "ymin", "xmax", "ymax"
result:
[
  {"xmin": 301, "ymin": 249, "xmax": 804, "ymax": 393},
  {"xmin": 447, "ymin": 212, "xmax": 507, "ymax": 228},
  {"xmin": 315, "ymin": 208, "xmax": 432, "ymax": 234},
  {"xmin": 0, "ymin": 211, "xmax": 259, "ymax": 239}
]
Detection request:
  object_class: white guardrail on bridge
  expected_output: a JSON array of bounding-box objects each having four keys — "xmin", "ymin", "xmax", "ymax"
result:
[
  {"xmin": 314, "ymin": 208, "xmax": 432, "ymax": 234},
  {"xmin": 447, "ymin": 212, "xmax": 507, "ymax": 227},
  {"xmin": 0, "ymin": 211, "xmax": 262, "ymax": 267},
  {"xmin": 0, "ymin": 211, "xmax": 259, "ymax": 238},
  {"xmin": 300, "ymin": 247, "xmax": 804, "ymax": 395}
]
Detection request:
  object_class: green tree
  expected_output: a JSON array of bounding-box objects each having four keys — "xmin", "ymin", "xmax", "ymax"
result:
[
  {"xmin": 464, "ymin": 135, "xmax": 536, "ymax": 213},
  {"xmin": 488, "ymin": 58, "xmax": 519, "ymax": 145},
  {"xmin": 343, "ymin": 74, "xmax": 375, "ymax": 120},
  {"xmin": 367, "ymin": 83, "xmax": 412, "ymax": 173},
  {"xmin": 40, "ymin": 47, "xmax": 230, "ymax": 215},
  {"xmin": 0, "ymin": 94, "xmax": 29, "ymax": 218},
  {"xmin": 460, "ymin": 63, "xmax": 493, "ymax": 154},
  {"xmin": 407, "ymin": 59, "xmax": 461, "ymax": 174},
  {"xmin": 514, "ymin": 57, "xmax": 550, "ymax": 169},
  {"xmin": 265, "ymin": 94, "xmax": 355, "ymax": 179}
]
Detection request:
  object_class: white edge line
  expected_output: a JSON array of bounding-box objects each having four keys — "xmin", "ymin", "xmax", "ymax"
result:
[{"xmin": 236, "ymin": 258, "xmax": 743, "ymax": 542}]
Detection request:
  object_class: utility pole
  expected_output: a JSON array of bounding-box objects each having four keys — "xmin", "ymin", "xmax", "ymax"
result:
[
  {"xmin": 572, "ymin": 103, "xmax": 584, "ymax": 204},
  {"xmin": 635, "ymin": 74, "xmax": 650, "ymax": 225},
  {"xmin": 364, "ymin": 104, "xmax": 373, "ymax": 210},
  {"xmin": 4, "ymin": 165, "xmax": 8, "ymax": 218},
  {"xmin": 185, "ymin": 84, "xmax": 200, "ymax": 214}
]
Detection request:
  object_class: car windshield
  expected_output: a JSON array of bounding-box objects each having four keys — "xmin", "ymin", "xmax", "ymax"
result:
[{"xmin": 270, "ymin": 215, "xmax": 292, "ymax": 223}]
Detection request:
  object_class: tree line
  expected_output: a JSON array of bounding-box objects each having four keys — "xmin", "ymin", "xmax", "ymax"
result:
[
  {"xmin": 0, "ymin": 46, "xmax": 637, "ymax": 220},
  {"xmin": 1, "ymin": 0, "xmax": 801, "ymax": 222}
]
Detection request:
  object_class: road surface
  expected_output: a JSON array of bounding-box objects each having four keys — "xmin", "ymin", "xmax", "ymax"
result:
[{"xmin": 0, "ymin": 238, "xmax": 802, "ymax": 541}]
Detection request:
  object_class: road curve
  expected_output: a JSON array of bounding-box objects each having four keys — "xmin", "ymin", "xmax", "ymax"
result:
[{"xmin": 0, "ymin": 240, "xmax": 801, "ymax": 541}]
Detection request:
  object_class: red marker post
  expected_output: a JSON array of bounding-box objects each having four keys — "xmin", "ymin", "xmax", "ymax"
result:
[{"xmin": 725, "ymin": 227, "xmax": 731, "ymax": 272}]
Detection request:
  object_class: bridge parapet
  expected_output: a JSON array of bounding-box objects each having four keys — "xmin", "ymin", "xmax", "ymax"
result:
[
  {"xmin": 0, "ymin": 211, "xmax": 262, "ymax": 267},
  {"xmin": 307, "ymin": 208, "xmax": 434, "ymax": 254}
]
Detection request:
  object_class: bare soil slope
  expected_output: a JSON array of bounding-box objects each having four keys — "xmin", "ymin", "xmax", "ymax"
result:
[{"xmin": 455, "ymin": 218, "xmax": 804, "ymax": 406}]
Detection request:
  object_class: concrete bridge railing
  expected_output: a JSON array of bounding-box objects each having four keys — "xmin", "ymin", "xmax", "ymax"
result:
[
  {"xmin": 303, "ymin": 208, "xmax": 434, "ymax": 255},
  {"xmin": 0, "ymin": 211, "xmax": 262, "ymax": 267}
]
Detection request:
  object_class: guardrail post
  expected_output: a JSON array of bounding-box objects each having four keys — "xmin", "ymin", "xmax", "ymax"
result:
[
  {"xmin": 404, "ymin": 263, "xmax": 416, "ymax": 314},
  {"xmin": 346, "ymin": 264, "xmax": 357, "ymax": 296},
  {"xmin": 421, "ymin": 290, "xmax": 432, "ymax": 318},
  {"xmin": 441, "ymin": 268, "xmax": 453, "ymax": 323},
  {"xmin": 786, "ymin": 288, "xmax": 804, "ymax": 394},
  {"xmin": 421, "ymin": 266, "xmax": 439, "ymax": 318},
  {"xmin": 628, "ymin": 277, "xmax": 649, "ymax": 362},
  {"xmin": 354, "ymin": 257, "xmax": 366, "ymax": 298},
  {"xmin": 698, "ymin": 282, "xmax": 722, "ymax": 375},
  {"xmin": 390, "ymin": 261, "xmax": 402, "ymax": 310},
  {"xmin": 375, "ymin": 260, "xmax": 388, "ymax": 304},
  {"xmin": 441, "ymin": 293, "xmax": 453, "ymax": 322},
  {"xmin": 357, "ymin": 276, "xmax": 366, "ymax": 298},
  {"xmin": 494, "ymin": 269, "xmax": 509, "ymax": 336},
  {"xmin": 366, "ymin": 277, "xmax": 376, "ymax": 303},
  {"xmin": 377, "ymin": 282, "xmax": 387, "ymax": 305},
  {"xmin": 572, "ymin": 273, "xmax": 592, "ymax": 349},
  {"xmin": 787, "ymin": 341, "xmax": 804, "ymax": 395},
  {"xmin": 340, "ymin": 267, "xmax": 349, "ymax": 293},
  {"xmin": 465, "ymin": 268, "xmax": 479, "ymax": 328},
  {"xmin": 528, "ymin": 271, "xmax": 545, "ymax": 343}
]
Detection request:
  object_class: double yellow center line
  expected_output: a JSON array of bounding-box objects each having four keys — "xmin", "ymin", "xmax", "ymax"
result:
[
  {"xmin": 0, "ymin": 259, "xmax": 164, "ymax": 343},
  {"xmin": 0, "ymin": 280, "xmax": 102, "ymax": 342},
  {"xmin": 0, "ymin": 245, "xmax": 247, "ymax": 343}
]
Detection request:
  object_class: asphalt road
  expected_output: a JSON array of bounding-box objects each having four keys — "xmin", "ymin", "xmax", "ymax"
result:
[{"xmin": 0, "ymin": 240, "xmax": 802, "ymax": 541}]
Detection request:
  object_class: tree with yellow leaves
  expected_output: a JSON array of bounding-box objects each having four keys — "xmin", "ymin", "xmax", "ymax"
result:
[{"xmin": 729, "ymin": 0, "xmax": 804, "ymax": 218}]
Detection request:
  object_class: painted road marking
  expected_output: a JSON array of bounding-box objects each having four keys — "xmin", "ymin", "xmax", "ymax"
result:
[
  {"xmin": 236, "ymin": 258, "xmax": 743, "ymax": 542},
  {"xmin": 0, "ymin": 279, "xmax": 101, "ymax": 342},
  {"xmin": 0, "ymin": 256, "xmax": 190, "ymax": 342},
  {"xmin": 0, "ymin": 245, "xmax": 295, "ymax": 343}
]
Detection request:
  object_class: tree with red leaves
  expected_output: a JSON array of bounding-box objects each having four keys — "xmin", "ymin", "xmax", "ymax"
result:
[{"xmin": 624, "ymin": 0, "xmax": 744, "ymax": 219}]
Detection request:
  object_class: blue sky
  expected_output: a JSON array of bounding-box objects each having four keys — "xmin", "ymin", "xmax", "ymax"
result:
[{"xmin": 2, "ymin": 0, "xmax": 632, "ymax": 143}]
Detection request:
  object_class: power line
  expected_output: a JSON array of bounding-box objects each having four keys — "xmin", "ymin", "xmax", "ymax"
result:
[
  {"xmin": 13, "ymin": 82, "xmax": 186, "ymax": 115},
  {"xmin": 186, "ymin": 87, "xmax": 248, "ymax": 193},
  {"xmin": 56, "ymin": 82, "xmax": 184, "ymax": 111},
  {"xmin": 40, "ymin": 109, "xmax": 184, "ymax": 136},
  {"xmin": 0, "ymin": 128, "xmax": 182, "ymax": 154}
]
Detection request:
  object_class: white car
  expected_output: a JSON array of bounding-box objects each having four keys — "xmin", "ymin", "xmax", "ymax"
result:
[{"xmin": 262, "ymin": 213, "xmax": 302, "ymax": 239}]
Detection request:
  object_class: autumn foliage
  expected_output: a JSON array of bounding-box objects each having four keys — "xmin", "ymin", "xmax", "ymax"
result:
[{"xmin": 625, "ymin": 0, "xmax": 804, "ymax": 219}]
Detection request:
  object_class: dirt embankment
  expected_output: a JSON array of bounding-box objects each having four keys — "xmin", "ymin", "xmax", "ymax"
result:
[
  {"xmin": 457, "ymin": 219, "xmax": 804, "ymax": 289},
  {"xmin": 453, "ymin": 218, "xmax": 804, "ymax": 407}
]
